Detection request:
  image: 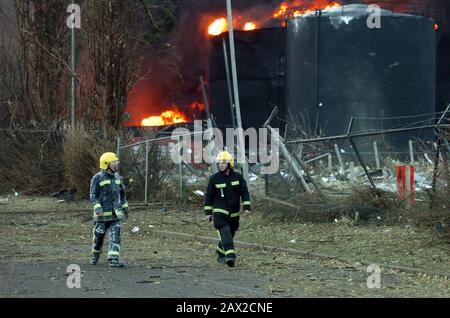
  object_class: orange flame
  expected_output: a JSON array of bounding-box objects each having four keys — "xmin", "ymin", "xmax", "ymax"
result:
[
  {"xmin": 324, "ymin": 2, "xmax": 341, "ymax": 10},
  {"xmin": 208, "ymin": 18, "xmax": 228, "ymax": 36},
  {"xmin": 207, "ymin": 2, "xmax": 341, "ymax": 35},
  {"xmin": 243, "ymin": 22, "xmax": 257, "ymax": 31},
  {"xmin": 273, "ymin": 0, "xmax": 341, "ymax": 19},
  {"xmin": 141, "ymin": 110, "xmax": 188, "ymax": 127},
  {"xmin": 189, "ymin": 101, "xmax": 205, "ymax": 112},
  {"xmin": 273, "ymin": 4, "xmax": 288, "ymax": 19},
  {"xmin": 291, "ymin": 1, "xmax": 341, "ymax": 17}
]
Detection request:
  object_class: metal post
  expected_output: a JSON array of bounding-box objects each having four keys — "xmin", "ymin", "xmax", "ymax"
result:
[
  {"xmin": 267, "ymin": 125, "xmax": 311, "ymax": 193},
  {"xmin": 405, "ymin": 165, "xmax": 411, "ymax": 208},
  {"xmin": 409, "ymin": 140, "xmax": 414, "ymax": 166},
  {"xmin": 373, "ymin": 141, "xmax": 380, "ymax": 170},
  {"xmin": 226, "ymin": 0, "xmax": 249, "ymax": 183},
  {"xmin": 349, "ymin": 162, "xmax": 356, "ymax": 182},
  {"xmin": 199, "ymin": 76, "xmax": 217, "ymax": 174},
  {"xmin": 304, "ymin": 152, "xmax": 331, "ymax": 164},
  {"xmin": 116, "ymin": 137, "xmax": 121, "ymax": 158},
  {"xmin": 347, "ymin": 118, "xmax": 377, "ymax": 190},
  {"xmin": 315, "ymin": 9, "xmax": 321, "ymax": 111},
  {"xmin": 70, "ymin": 3, "xmax": 76, "ymax": 128},
  {"xmin": 144, "ymin": 141, "xmax": 149, "ymax": 204},
  {"xmin": 179, "ymin": 156, "xmax": 183, "ymax": 202},
  {"xmin": 327, "ymin": 154, "xmax": 332, "ymax": 172},
  {"xmin": 334, "ymin": 144, "xmax": 344, "ymax": 173},
  {"xmin": 292, "ymin": 151, "xmax": 326, "ymax": 199},
  {"xmin": 285, "ymin": 124, "xmax": 450, "ymax": 145},
  {"xmin": 222, "ymin": 37, "xmax": 236, "ymax": 129}
]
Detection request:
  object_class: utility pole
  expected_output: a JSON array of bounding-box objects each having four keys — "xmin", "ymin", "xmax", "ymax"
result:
[
  {"xmin": 71, "ymin": 16, "xmax": 76, "ymax": 127},
  {"xmin": 222, "ymin": 37, "xmax": 236, "ymax": 129},
  {"xmin": 226, "ymin": 0, "xmax": 249, "ymax": 183},
  {"xmin": 199, "ymin": 76, "xmax": 218, "ymax": 173},
  {"xmin": 67, "ymin": 1, "xmax": 79, "ymax": 128}
]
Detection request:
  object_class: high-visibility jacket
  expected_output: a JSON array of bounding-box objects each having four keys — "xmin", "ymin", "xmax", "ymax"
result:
[
  {"xmin": 204, "ymin": 170, "xmax": 250, "ymax": 220},
  {"xmin": 90, "ymin": 170, "xmax": 129, "ymax": 221}
]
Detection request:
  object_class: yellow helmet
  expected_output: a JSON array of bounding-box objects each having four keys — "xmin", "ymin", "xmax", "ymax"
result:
[
  {"xmin": 99, "ymin": 152, "xmax": 119, "ymax": 170},
  {"xmin": 216, "ymin": 151, "xmax": 234, "ymax": 169}
]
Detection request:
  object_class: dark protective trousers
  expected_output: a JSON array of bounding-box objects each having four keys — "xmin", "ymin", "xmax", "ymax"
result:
[
  {"xmin": 91, "ymin": 220, "xmax": 122, "ymax": 260},
  {"xmin": 216, "ymin": 219, "xmax": 239, "ymax": 260}
]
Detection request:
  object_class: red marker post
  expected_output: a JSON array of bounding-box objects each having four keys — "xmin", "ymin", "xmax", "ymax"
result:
[{"xmin": 395, "ymin": 165, "xmax": 415, "ymax": 207}]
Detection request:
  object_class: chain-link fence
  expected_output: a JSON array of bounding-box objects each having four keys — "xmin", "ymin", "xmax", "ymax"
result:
[
  {"xmin": 116, "ymin": 107, "xmax": 449, "ymax": 228},
  {"xmin": 117, "ymin": 131, "xmax": 215, "ymax": 205}
]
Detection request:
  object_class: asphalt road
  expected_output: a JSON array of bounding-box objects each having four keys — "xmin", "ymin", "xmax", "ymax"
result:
[{"xmin": 0, "ymin": 260, "xmax": 282, "ymax": 298}]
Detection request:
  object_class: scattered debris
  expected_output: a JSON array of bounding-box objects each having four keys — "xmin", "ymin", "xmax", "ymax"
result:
[
  {"xmin": 131, "ymin": 226, "xmax": 140, "ymax": 235},
  {"xmin": 321, "ymin": 175, "xmax": 337, "ymax": 183},
  {"xmin": 193, "ymin": 190, "xmax": 204, "ymax": 197},
  {"xmin": 0, "ymin": 197, "xmax": 9, "ymax": 204},
  {"xmin": 51, "ymin": 189, "xmax": 76, "ymax": 201},
  {"xmin": 424, "ymin": 153, "xmax": 433, "ymax": 164}
]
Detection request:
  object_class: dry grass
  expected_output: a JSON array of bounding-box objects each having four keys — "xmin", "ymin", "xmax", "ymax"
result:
[
  {"xmin": 62, "ymin": 126, "xmax": 118, "ymax": 199},
  {"xmin": 0, "ymin": 129, "xmax": 65, "ymax": 195},
  {"xmin": 1, "ymin": 196, "xmax": 449, "ymax": 297},
  {"xmin": 408, "ymin": 128, "xmax": 450, "ymax": 240},
  {"xmin": 118, "ymin": 130, "xmax": 178, "ymax": 202}
]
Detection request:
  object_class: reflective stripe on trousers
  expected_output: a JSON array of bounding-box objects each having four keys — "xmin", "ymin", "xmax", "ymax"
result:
[
  {"xmin": 91, "ymin": 219, "xmax": 123, "ymax": 259},
  {"xmin": 216, "ymin": 225, "xmax": 236, "ymax": 259}
]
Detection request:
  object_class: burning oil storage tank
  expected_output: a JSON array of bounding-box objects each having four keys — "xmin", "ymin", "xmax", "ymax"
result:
[
  {"xmin": 209, "ymin": 28, "xmax": 286, "ymax": 131},
  {"xmin": 287, "ymin": 4, "xmax": 436, "ymax": 147},
  {"xmin": 209, "ymin": 4, "xmax": 436, "ymax": 154}
]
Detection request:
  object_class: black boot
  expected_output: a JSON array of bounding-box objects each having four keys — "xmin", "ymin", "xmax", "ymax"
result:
[
  {"xmin": 225, "ymin": 257, "xmax": 235, "ymax": 267},
  {"xmin": 90, "ymin": 254, "xmax": 100, "ymax": 265},
  {"xmin": 109, "ymin": 259, "xmax": 125, "ymax": 267}
]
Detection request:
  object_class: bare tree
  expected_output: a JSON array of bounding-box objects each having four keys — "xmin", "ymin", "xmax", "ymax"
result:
[
  {"xmin": 82, "ymin": 0, "xmax": 177, "ymax": 132},
  {"xmin": 13, "ymin": 0, "xmax": 71, "ymax": 128}
]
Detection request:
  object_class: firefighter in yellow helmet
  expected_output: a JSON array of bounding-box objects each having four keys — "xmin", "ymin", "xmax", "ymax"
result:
[
  {"xmin": 89, "ymin": 152, "xmax": 130, "ymax": 267},
  {"xmin": 204, "ymin": 151, "xmax": 251, "ymax": 267}
]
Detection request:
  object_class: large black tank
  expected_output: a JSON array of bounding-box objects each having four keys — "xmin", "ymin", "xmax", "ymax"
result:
[
  {"xmin": 209, "ymin": 28, "xmax": 286, "ymax": 131},
  {"xmin": 209, "ymin": 4, "xmax": 437, "ymax": 158},
  {"xmin": 287, "ymin": 4, "xmax": 436, "ymax": 146}
]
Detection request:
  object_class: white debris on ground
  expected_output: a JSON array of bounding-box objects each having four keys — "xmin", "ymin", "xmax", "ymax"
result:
[
  {"xmin": 185, "ymin": 175, "xmax": 199, "ymax": 185},
  {"xmin": 414, "ymin": 172, "xmax": 433, "ymax": 190},
  {"xmin": 0, "ymin": 196, "xmax": 9, "ymax": 204},
  {"xmin": 193, "ymin": 190, "xmax": 204, "ymax": 197},
  {"xmin": 321, "ymin": 175, "xmax": 337, "ymax": 183},
  {"xmin": 131, "ymin": 226, "xmax": 140, "ymax": 234},
  {"xmin": 318, "ymin": 163, "xmax": 436, "ymax": 193}
]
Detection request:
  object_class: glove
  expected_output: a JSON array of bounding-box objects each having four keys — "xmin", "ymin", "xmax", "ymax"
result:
[{"xmin": 115, "ymin": 208, "xmax": 125, "ymax": 219}]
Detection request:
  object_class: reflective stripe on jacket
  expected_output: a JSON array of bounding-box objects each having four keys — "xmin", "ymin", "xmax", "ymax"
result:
[
  {"xmin": 204, "ymin": 170, "xmax": 251, "ymax": 218},
  {"xmin": 90, "ymin": 170, "xmax": 129, "ymax": 221}
]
